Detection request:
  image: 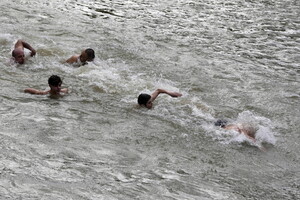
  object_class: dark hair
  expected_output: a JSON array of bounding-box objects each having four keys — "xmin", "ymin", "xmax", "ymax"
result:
[
  {"xmin": 214, "ymin": 119, "xmax": 228, "ymax": 128},
  {"xmin": 12, "ymin": 49, "xmax": 16, "ymax": 57},
  {"xmin": 48, "ymin": 75, "xmax": 62, "ymax": 86},
  {"xmin": 138, "ymin": 93, "xmax": 151, "ymax": 106},
  {"xmin": 85, "ymin": 48, "xmax": 95, "ymax": 59}
]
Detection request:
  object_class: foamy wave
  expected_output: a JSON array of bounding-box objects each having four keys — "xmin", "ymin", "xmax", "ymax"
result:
[{"xmin": 206, "ymin": 111, "xmax": 276, "ymax": 149}]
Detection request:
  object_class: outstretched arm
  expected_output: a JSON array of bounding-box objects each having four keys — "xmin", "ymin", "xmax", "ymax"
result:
[
  {"xmin": 15, "ymin": 40, "xmax": 36, "ymax": 56},
  {"xmin": 150, "ymin": 89, "xmax": 182, "ymax": 102},
  {"xmin": 24, "ymin": 88, "xmax": 48, "ymax": 95}
]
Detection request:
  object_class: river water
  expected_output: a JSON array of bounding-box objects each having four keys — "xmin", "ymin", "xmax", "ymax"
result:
[{"xmin": 0, "ymin": 0, "xmax": 299, "ymax": 199}]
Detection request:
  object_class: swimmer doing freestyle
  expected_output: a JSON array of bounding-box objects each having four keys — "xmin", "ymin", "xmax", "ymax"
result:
[
  {"xmin": 215, "ymin": 119, "xmax": 266, "ymax": 151},
  {"xmin": 138, "ymin": 89, "xmax": 182, "ymax": 109}
]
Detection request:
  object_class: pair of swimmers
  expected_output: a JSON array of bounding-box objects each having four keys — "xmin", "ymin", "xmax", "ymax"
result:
[
  {"xmin": 11, "ymin": 40, "xmax": 95, "ymax": 66},
  {"xmin": 137, "ymin": 93, "xmax": 262, "ymax": 147},
  {"xmin": 24, "ymin": 76, "xmax": 182, "ymax": 107},
  {"xmin": 138, "ymin": 93, "xmax": 259, "ymax": 144},
  {"xmin": 138, "ymin": 89, "xmax": 260, "ymax": 146},
  {"xmin": 10, "ymin": 40, "xmax": 68, "ymax": 95}
]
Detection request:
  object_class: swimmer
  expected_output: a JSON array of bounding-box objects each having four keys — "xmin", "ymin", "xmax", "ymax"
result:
[
  {"xmin": 215, "ymin": 119, "xmax": 267, "ymax": 151},
  {"xmin": 12, "ymin": 40, "xmax": 36, "ymax": 64},
  {"xmin": 24, "ymin": 75, "xmax": 68, "ymax": 95},
  {"xmin": 66, "ymin": 48, "xmax": 95, "ymax": 66},
  {"xmin": 138, "ymin": 89, "xmax": 182, "ymax": 109},
  {"xmin": 214, "ymin": 120, "xmax": 256, "ymax": 142}
]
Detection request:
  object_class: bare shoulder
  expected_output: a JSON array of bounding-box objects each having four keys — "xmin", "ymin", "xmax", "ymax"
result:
[{"xmin": 66, "ymin": 55, "xmax": 79, "ymax": 64}]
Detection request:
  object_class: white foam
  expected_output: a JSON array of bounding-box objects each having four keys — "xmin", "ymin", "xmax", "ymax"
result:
[
  {"xmin": 255, "ymin": 126, "xmax": 277, "ymax": 145},
  {"xmin": 0, "ymin": 33, "xmax": 14, "ymax": 42},
  {"xmin": 207, "ymin": 111, "xmax": 276, "ymax": 148}
]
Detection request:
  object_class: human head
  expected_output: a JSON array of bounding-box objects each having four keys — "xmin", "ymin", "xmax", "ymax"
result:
[
  {"xmin": 48, "ymin": 75, "xmax": 62, "ymax": 94},
  {"xmin": 80, "ymin": 48, "xmax": 95, "ymax": 62},
  {"xmin": 138, "ymin": 93, "xmax": 152, "ymax": 109},
  {"xmin": 12, "ymin": 49, "xmax": 25, "ymax": 64},
  {"xmin": 214, "ymin": 119, "xmax": 228, "ymax": 128}
]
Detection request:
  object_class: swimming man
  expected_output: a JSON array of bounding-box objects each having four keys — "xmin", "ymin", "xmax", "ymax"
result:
[
  {"xmin": 12, "ymin": 40, "xmax": 36, "ymax": 64},
  {"xmin": 215, "ymin": 120, "xmax": 256, "ymax": 142},
  {"xmin": 66, "ymin": 48, "xmax": 95, "ymax": 66},
  {"xmin": 138, "ymin": 89, "xmax": 182, "ymax": 109},
  {"xmin": 24, "ymin": 75, "xmax": 68, "ymax": 95}
]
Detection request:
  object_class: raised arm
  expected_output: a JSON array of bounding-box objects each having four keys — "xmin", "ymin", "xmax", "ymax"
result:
[
  {"xmin": 15, "ymin": 40, "xmax": 36, "ymax": 56},
  {"xmin": 150, "ymin": 89, "xmax": 182, "ymax": 102}
]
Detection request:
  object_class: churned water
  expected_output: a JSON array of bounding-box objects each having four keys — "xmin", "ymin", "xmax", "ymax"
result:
[{"xmin": 0, "ymin": 0, "xmax": 299, "ymax": 199}]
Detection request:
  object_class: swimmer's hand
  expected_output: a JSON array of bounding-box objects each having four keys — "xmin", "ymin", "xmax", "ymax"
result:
[{"xmin": 30, "ymin": 49, "xmax": 36, "ymax": 57}]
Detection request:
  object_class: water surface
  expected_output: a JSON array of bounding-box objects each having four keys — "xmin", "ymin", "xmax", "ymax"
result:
[{"xmin": 0, "ymin": 0, "xmax": 299, "ymax": 199}]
